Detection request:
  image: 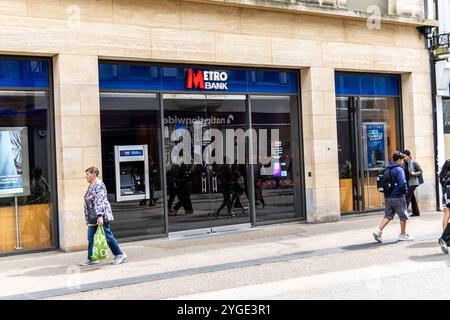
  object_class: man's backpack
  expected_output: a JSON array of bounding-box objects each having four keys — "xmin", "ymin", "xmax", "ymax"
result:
[{"xmin": 377, "ymin": 167, "xmax": 394, "ymax": 194}]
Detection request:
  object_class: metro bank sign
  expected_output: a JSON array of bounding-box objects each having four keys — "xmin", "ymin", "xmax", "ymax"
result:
[{"xmin": 185, "ymin": 69, "xmax": 229, "ymax": 90}]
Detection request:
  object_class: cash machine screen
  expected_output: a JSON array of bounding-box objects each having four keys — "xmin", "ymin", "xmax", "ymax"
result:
[{"xmin": 119, "ymin": 161, "xmax": 146, "ymax": 196}]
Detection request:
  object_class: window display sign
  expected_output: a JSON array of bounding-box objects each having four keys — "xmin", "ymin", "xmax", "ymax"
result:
[
  {"xmin": 363, "ymin": 122, "xmax": 388, "ymax": 170},
  {"xmin": 0, "ymin": 127, "xmax": 30, "ymax": 198},
  {"xmin": 114, "ymin": 145, "xmax": 150, "ymax": 202}
]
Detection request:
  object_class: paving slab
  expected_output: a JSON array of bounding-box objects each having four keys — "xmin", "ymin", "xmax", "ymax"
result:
[{"xmin": 0, "ymin": 212, "xmax": 444, "ymax": 299}]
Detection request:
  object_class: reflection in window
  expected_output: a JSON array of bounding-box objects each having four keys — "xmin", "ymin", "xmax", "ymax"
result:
[
  {"xmin": 100, "ymin": 92, "xmax": 166, "ymax": 239},
  {"xmin": 251, "ymin": 96, "xmax": 303, "ymax": 223}
]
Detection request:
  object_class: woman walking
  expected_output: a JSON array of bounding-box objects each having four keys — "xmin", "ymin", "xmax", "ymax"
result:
[{"xmin": 81, "ymin": 167, "xmax": 127, "ymax": 266}]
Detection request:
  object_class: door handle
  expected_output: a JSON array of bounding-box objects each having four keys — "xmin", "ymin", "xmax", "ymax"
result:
[
  {"xmin": 212, "ymin": 176, "xmax": 218, "ymax": 193},
  {"xmin": 202, "ymin": 176, "xmax": 207, "ymax": 193}
]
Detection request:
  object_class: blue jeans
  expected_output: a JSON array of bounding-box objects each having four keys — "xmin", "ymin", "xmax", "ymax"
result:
[{"xmin": 87, "ymin": 223, "xmax": 122, "ymax": 260}]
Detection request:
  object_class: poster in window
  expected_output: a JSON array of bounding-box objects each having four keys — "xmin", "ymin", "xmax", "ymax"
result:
[
  {"xmin": 0, "ymin": 127, "xmax": 30, "ymax": 198},
  {"xmin": 364, "ymin": 122, "xmax": 388, "ymax": 170}
]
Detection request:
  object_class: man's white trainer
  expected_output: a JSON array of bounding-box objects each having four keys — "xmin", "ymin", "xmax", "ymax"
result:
[
  {"xmin": 373, "ymin": 228, "xmax": 382, "ymax": 243},
  {"xmin": 398, "ymin": 233, "xmax": 414, "ymax": 241}
]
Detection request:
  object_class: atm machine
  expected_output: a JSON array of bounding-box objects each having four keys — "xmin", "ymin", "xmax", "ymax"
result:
[{"xmin": 114, "ymin": 145, "xmax": 150, "ymax": 202}]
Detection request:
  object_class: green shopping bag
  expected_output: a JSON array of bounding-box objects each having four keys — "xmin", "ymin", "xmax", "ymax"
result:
[{"xmin": 91, "ymin": 225, "xmax": 108, "ymax": 261}]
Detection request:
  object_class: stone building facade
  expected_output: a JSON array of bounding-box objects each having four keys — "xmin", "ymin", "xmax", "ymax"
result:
[{"xmin": 0, "ymin": 0, "xmax": 438, "ymax": 253}]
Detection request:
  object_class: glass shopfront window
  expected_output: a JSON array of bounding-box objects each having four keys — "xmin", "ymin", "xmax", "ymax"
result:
[
  {"xmin": 443, "ymin": 98, "xmax": 450, "ymax": 160},
  {"xmin": 100, "ymin": 93, "xmax": 166, "ymax": 239},
  {"xmin": 0, "ymin": 58, "xmax": 57, "ymax": 255},
  {"xmin": 163, "ymin": 95, "xmax": 251, "ymax": 233},
  {"xmin": 99, "ymin": 62, "xmax": 305, "ymax": 237},
  {"xmin": 250, "ymin": 96, "xmax": 303, "ymax": 223}
]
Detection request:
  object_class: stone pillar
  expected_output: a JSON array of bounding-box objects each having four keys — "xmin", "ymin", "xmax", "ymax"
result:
[
  {"xmin": 401, "ymin": 72, "xmax": 436, "ymax": 211},
  {"xmin": 53, "ymin": 54, "xmax": 102, "ymax": 252},
  {"xmin": 301, "ymin": 67, "xmax": 341, "ymax": 223}
]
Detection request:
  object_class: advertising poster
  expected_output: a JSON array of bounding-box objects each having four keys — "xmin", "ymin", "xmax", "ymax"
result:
[
  {"xmin": 364, "ymin": 123, "xmax": 387, "ymax": 170},
  {"xmin": 0, "ymin": 127, "xmax": 30, "ymax": 198}
]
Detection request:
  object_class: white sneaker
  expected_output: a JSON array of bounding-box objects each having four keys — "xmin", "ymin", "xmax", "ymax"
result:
[
  {"xmin": 439, "ymin": 238, "xmax": 449, "ymax": 254},
  {"xmin": 80, "ymin": 259, "xmax": 99, "ymax": 266},
  {"xmin": 398, "ymin": 233, "xmax": 414, "ymax": 241},
  {"xmin": 112, "ymin": 252, "xmax": 127, "ymax": 265},
  {"xmin": 373, "ymin": 228, "xmax": 382, "ymax": 243}
]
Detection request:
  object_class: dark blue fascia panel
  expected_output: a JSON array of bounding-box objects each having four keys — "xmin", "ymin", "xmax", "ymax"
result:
[
  {"xmin": 247, "ymin": 70, "xmax": 298, "ymax": 94},
  {"xmin": 99, "ymin": 62, "xmax": 298, "ymax": 94},
  {"xmin": 335, "ymin": 73, "xmax": 400, "ymax": 96},
  {"xmin": 0, "ymin": 60, "xmax": 49, "ymax": 88},
  {"xmin": 99, "ymin": 63, "xmax": 162, "ymax": 91}
]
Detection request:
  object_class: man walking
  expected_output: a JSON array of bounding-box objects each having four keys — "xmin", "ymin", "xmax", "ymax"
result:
[
  {"xmin": 438, "ymin": 158, "xmax": 450, "ymax": 254},
  {"xmin": 373, "ymin": 151, "xmax": 414, "ymax": 243},
  {"xmin": 402, "ymin": 150, "xmax": 423, "ymax": 217}
]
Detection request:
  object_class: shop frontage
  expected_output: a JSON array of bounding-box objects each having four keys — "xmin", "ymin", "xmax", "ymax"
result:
[
  {"xmin": 99, "ymin": 62, "xmax": 305, "ymax": 238},
  {"xmin": 0, "ymin": 57, "xmax": 58, "ymax": 255},
  {"xmin": 0, "ymin": 0, "xmax": 437, "ymax": 254},
  {"xmin": 336, "ymin": 73, "xmax": 403, "ymax": 215}
]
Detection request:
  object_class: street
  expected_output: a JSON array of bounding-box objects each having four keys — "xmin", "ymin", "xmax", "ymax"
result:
[
  {"xmin": 0, "ymin": 212, "xmax": 448, "ymax": 300},
  {"xmin": 54, "ymin": 234, "xmax": 450, "ymax": 300}
]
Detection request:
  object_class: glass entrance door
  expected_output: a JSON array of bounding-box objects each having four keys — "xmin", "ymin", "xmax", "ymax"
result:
[
  {"xmin": 163, "ymin": 94, "xmax": 249, "ymax": 233},
  {"xmin": 337, "ymin": 96, "xmax": 401, "ymax": 214}
]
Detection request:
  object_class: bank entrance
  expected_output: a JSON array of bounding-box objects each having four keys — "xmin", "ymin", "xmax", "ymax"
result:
[
  {"xmin": 336, "ymin": 73, "xmax": 403, "ymax": 215},
  {"xmin": 99, "ymin": 62, "xmax": 306, "ymax": 239}
]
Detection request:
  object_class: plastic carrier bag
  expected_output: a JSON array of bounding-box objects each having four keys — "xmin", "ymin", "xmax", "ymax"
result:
[{"xmin": 91, "ymin": 226, "xmax": 108, "ymax": 261}]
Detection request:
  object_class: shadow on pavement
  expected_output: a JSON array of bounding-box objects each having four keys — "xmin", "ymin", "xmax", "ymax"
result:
[
  {"xmin": 341, "ymin": 240, "xmax": 398, "ymax": 252},
  {"xmin": 9, "ymin": 265, "xmax": 102, "ymax": 278},
  {"xmin": 406, "ymin": 241, "xmax": 439, "ymax": 249},
  {"xmin": 409, "ymin": 253, "xmax": 450, "ymax": 264}
]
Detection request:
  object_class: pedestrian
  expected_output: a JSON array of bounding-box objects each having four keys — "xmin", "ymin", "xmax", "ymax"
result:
[
  {"xmin": 167, "ymin": 164, "xmax": 178, "ymax": 216},
  {"xmin": 172, "ymin": 163, "xmax": 193, "ymax": 215},
  {"xmin": 229, "ymin": 164, "xmax": 246, "ymax": 217},
  {"xmin": 373, "ymin": 151, "xmax": 414, "ymax": 243},
  {"xmin": 254, "ymin": 162, "xmax": 266, "ymax": 208},
  {"xmin": 402, "ymin": 150, "xmax": 423, "ymax": 217},
  {"xmin": 215, "ymin": 163, "xmax": 233, "ymax": 218},
  {"xmin": 81, "ymin": 167, "xmax": 127, "ymax": 266},
  {"xmin": 438, "ymin": 158, "xmax": 450, "ymax": 254}
]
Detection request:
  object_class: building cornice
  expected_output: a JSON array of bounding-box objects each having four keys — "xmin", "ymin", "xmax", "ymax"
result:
[{"xmin": 185, "ymin": 0, "xmax": 438, "ymax": 27}]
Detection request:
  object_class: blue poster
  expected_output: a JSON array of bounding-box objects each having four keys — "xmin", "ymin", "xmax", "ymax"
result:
[{"xmin": 366, "ymin": 123, "xmax": 386, "ymax": 169}]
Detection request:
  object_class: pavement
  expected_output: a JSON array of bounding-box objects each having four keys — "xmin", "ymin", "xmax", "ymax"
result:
[{"xmin": 0, "ymin": 211, "xmax": 447, "ymax": 300}]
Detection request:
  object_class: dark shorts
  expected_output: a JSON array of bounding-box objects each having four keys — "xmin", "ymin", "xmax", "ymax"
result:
[
  {"xmin": 443, "ymin": 192, "xmax": 450, "ymax": 209},
  {"xmin": 384, "ymin": 197, "xmax": 408, "ymax": 221}
]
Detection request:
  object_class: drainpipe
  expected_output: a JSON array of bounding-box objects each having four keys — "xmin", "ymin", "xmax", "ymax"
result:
[
  {"xmin": 419, "ymin": 16, "xmax": 440, "ymax": 210},
  {"xmin": 429, "ymin": 44, "xmax": 441, "ymax": 211}
]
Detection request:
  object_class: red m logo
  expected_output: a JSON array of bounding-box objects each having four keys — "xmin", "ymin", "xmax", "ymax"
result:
[{"xmin": 186, "ymin": 70, "xmax": 205, "ymax": 89}]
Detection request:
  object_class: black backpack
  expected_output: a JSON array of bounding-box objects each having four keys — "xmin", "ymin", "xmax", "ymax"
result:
[{"xmin": 377, "ymin": 167, "xmax": 394, "ymax": 194}]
